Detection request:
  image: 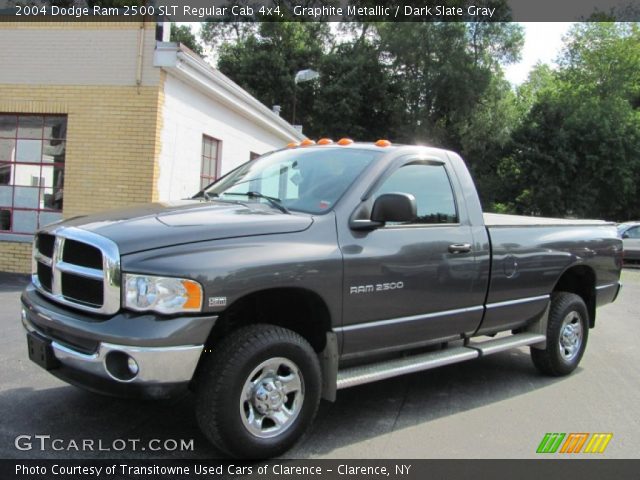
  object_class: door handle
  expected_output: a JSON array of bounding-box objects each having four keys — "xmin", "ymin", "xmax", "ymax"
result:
[{"xmin": 448, "ymin": 243, "xmax": 472, "ymax": 254}]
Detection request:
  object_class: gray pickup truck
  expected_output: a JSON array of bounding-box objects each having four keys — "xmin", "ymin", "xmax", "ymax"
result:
[{"xmin": 22, "ymin": 141, "xmax": 622, "ymax": 458}]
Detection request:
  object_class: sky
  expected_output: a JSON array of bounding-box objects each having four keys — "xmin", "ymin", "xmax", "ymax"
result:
[
  {"xmin": 504, "ymin": 22, "xmax": 573, "ymax": 85},
  {"xmin": 184, "ymin": 22, "xmax": 575, "ymax": 87}
]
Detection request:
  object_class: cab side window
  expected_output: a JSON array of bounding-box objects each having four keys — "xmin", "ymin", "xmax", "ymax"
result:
[{"xmin": 375, "ymin": 163, "xmax": 458, "ymax": 224}]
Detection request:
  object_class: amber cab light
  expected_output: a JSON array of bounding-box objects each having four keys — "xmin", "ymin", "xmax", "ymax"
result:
[
  {"xmin": 337, "ymin": 138, "xmax": 353, "ymax": 146},
  {"xmin": 300, "ymin": 139, "xmax": 316, "ymax": 147},
  {"xmin": 375, "ymin": 139, "xmax": 392, "ymax": 147},
  {"xmin": 287, "ymin": 142, "xmax": 299, "ymax": 148},
  {"xmin": 317, "ymin": 138, "xmax": 333, "ymax": 145}
]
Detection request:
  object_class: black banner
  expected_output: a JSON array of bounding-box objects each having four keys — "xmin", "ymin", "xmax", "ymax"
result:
[
  {"xmin": 0, "ymin": 0, "xmax": 639, "ymax": 22},
  {"xmin": 2, "ymin": 459, "xmax": 640, "ymax": 480}
]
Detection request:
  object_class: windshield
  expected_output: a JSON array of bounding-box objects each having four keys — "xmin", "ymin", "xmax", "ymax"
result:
[{"xmin": 201, "ymin": 148, "xmax": 382, "ymax": 214}]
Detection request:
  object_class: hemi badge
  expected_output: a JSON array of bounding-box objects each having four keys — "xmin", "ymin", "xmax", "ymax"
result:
[{"xmin": 208, "ymin": 297, "xmax": 227, "ymax": 307}]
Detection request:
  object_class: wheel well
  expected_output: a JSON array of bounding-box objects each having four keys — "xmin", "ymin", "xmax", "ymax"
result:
[
  {"xmin": 553, "ymin": 265, "xmax": 596, "ymax": 327},
  {"xmin": 206, "ymin": 288, "xmax": 332, "ymax": 353}
]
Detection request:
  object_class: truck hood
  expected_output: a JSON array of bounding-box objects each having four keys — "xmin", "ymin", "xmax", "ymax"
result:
[{"xmin": 56, "ymin": 200, "xmax": 314, "ymax": 254}]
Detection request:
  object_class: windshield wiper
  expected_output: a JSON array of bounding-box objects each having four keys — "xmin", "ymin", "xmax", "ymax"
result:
[{"xmin": 223, "ymin": 191, "xmax": 290, "ymax": 214}]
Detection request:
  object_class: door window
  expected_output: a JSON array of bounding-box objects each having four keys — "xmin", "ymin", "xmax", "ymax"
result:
[
  {"xmin": 375, "ymin": 163, "xmax": 458, "ymax": 224},
  {"xmin": 625, "ymin": 226, "xmax": 640, "ymax": 239}
]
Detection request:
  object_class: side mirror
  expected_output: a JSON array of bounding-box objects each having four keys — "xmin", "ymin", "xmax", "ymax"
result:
[
  {"xmin": 622, "ymin": 232, "xmax": 630, "ymax": 239},
  {"xmin": 371, "ymin": 193, "xmax": 417, "ymax": 224}
]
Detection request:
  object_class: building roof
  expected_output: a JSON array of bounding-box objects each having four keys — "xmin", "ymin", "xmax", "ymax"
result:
[{"xmin": 154, "ymin": 41, "xmax": 304, "ymax": 143}]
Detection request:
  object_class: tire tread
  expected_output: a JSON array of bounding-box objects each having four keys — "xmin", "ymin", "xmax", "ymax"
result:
[
  {"xmin": 196, "ymin": 324, "xmax": 320, "ymax": 458},
  {"xmin": 531, "ymin": 292, "xmax": 589, "ymax": 376}
]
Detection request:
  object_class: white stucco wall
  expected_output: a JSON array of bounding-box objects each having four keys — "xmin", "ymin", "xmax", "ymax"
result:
[{"xmin": 157, "ymin": 74, "xmax": 292, "ymax": 201}]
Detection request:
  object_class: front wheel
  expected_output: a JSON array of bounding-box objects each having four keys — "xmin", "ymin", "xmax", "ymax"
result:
[
  {"xmin": 196, "ymin": 324, "xmax": 321, "ymax": 458},
  {"xmin": 531, "ymin": 292, "xmax": 589, "ymax": 376}
]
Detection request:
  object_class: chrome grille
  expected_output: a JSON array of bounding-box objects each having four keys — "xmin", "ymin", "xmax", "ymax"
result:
[
  {"xmin": 32, "ymin": 227, "xmax": 121, "ymax": 315},
  {"xmin": 36, "ymin": 233, "xmax": 55, "ymax": 258}
]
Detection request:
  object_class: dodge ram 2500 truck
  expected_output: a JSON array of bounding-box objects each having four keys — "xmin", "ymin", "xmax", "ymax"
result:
[{"xmin": 22, "ymin": 141, "xmax": 622, "ymax": 458}]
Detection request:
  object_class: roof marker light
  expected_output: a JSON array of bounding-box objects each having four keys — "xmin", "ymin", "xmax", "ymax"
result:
[
  {"xmin": 337, "ymin": 138, "xmax": 353, "ymax": 146},
  {"xmin": 300, "ymin": 139, "xmax": 316, "ymax": 147},
  {"xmin": 317, "ymin": 138, "xmax": 333, "ymax": 145},
  {"xmin": 287, "ymin": 142, "xmax": 299, "ymax": 148},
  {"xmin": 375, "ymin": 139, "xmax": 392, "ymax": 147}
]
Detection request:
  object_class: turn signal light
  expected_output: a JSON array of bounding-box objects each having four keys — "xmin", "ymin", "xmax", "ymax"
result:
[
  {"xmin": 182, "ymin": 280, "xmax": 203, "ymax": 310},
  {"xmin": 375, "ymin": 139, "xmax": 391, "ymax": 147},
  {"xmin": 317, "ymin": 138, "xmax": 333, "ymax": 145},
  {"xmin": 300, "ymin": 139, "xmax": 316, "ymax": 147},
  {"xmin": 337, "ymin": 138, "xmax": 353, "ymax": 146}
]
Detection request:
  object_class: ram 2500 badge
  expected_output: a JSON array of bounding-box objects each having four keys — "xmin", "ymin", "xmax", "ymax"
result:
[{"xmin": 22, "ymin": 140, "xmax": 622, "ymax": 458}]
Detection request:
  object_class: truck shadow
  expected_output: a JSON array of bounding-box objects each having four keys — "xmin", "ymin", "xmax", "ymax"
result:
[
  {"xmin": 0, "ymin": 348, "xmax": 568, "ymax": 459},
  {"xmin": 0, "ymin": 273, "xmax": 30, "ymax": 293},
  {"xmin": 291, "ymin": 349, "xmax": 568, "ymax": 458}
]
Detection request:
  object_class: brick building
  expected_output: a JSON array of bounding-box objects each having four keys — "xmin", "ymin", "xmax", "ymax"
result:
[{"xmin": 0, "ymin": 22, "xmax": 303, "ymax": 273}]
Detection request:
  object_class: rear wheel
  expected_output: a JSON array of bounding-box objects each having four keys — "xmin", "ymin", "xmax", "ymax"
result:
[
  {"xmin": 196, "ymin": 324, "xmax": 321, "ymax": 458},
  {"xmin": 531, "ymin": 292, "xmax": 589, "ymax": 376}
]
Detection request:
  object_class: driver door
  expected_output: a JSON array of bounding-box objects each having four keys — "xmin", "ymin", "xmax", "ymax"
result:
[{"xmin": 339, "ymin": 159, "xmax": 484, "ymax": 357}]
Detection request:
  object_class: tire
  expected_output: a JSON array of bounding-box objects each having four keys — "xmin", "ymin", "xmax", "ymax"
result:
[
  {"xmin": 531, "ymin": 292, "xmax": 589, "ymax": 376},
  {"xmin": 196, "ymin": 324, "xmax": 322, "ymax": 459}
]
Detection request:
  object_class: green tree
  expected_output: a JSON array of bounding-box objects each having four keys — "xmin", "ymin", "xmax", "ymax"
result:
[
  {"xmin": 308, "ymin": 40, "xmax": 401, "ymax": 140},
  {"xmin": 374, "ymin": 22, "xmax": 523, "ymax": 148},
  {"xmin": 216, "ymin": 22, "xmax": 331, "ymax": 127},
  {"xmin": 458, "ymin": 74, "xmax": 520, "ymax": 208},
  {"xmin": 502, "ymin": 23, "xmax": 640, "ymax": 220},
  {"xmin": 559, "ymin": 22, "xmax": 640, "ymax": 103},
  {"xmin": 170, "ymin": 24, "xmax": 203, "ymax": 56},
  {"xmin": 370, "ymin": 22, "xmax": 523, "ymax": 211},
  {"xmin": 207, "ymin": 21, "xmax": 522, "ymax": 145},
  {"xmin": 206, "ymin": 20, "xmax": 524, "ymax": 206}
]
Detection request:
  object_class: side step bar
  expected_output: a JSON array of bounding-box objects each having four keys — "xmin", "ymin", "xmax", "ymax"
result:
[
  {"xmin": 466, "ymin": 332, "xmax": 546, "ymax": 355},
  {"xmin": 336, "ymin": 333, "xmax": 546, "ymax": 390}
]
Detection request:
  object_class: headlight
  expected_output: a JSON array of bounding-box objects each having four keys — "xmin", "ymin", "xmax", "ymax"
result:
[{"xmin": 124, "ymin": 274, "xmax": 203, "ymax": 314}]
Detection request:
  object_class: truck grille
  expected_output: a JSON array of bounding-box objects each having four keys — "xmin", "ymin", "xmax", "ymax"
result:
[
  {"xmin": 36, "ymin": 262, "xmax": 53, "ymax": 292},
  {"xmin": 37, "ymin": 233, "xmax": 55, "ymax": 258},
  {"xmin": 61, "ymin": 271, "xmax": 104, "ymax": 307},
  {"xmin": 63, "ymin": 239, "xmax": 103, "ymax": 270},
  {"xmin": 32, "ymin": 227, "xmax": 121, "ymax": 315}
]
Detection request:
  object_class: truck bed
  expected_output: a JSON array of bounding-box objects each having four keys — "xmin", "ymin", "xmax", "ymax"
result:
[
  {"xmin": 479, "ymin": 212, "xmax": 620, "ymax": 336},
  {"xmin": 484, "ymin": 212, "xmax": 611, "ymax": 227}
]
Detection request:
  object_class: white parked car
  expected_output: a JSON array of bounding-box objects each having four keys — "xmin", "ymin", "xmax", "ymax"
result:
[{"xmin": 618, "ymin": 222, "xmax": 640, "ymax": 263}]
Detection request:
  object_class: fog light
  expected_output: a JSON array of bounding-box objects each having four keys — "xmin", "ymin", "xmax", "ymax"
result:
[
  {"xmin": 127, "ymin": 357, "xmax": 139, "ymax": 375},
  {"xmin": 104, "ymin": 351, "xmax": 138, "ymax": 382}
]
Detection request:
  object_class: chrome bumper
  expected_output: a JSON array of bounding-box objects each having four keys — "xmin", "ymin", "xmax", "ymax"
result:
[{"xmin": 22, "ymin": 310, "xmax": 203, "ymax": 386}]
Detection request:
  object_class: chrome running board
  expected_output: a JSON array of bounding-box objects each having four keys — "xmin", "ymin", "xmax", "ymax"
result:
[
  {"xmin": 336, "ymin": 333, "xmax": 546, "ymax": 390},
  {"xmin": 466, "ymin": 332, "xmax": 546, "ymax": 356}
]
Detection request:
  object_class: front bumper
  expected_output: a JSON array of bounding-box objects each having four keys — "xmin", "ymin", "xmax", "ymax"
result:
[{"xmin": 21, "ymin": 284, "xmax": 218, "ymax": 398}]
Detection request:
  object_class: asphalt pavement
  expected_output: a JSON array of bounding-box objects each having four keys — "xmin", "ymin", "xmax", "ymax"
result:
[{"xmin": 1, "ymin": 271, "xmax": 638, "ymax": 459}]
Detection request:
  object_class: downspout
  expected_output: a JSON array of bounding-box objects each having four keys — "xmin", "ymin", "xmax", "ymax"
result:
[{"xmin": 136, "ymin": 21, "xmax": 145, "ymax": 91}]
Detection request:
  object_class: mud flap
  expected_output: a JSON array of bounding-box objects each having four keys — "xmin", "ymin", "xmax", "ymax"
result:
[
  {"xmin": 319, "ymin": 332, "xmax": 338, "ymax": 402},
  {"xmin": 525, "ymin": 302, "xmax": 550, "ymax": 350}
]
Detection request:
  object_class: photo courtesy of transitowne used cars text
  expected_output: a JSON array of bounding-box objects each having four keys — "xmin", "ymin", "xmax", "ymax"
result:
[{"xmin": 21, "ymin": 140, "xmax": 622, "ymax": 458}]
